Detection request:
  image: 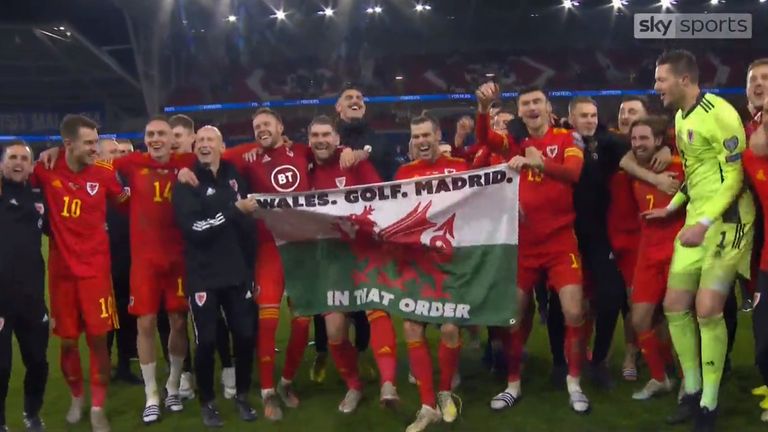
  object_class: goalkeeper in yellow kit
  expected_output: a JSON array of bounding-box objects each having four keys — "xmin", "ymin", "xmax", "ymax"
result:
[{"xmin": 643, "ymin": 50, "xmax": 754, "ymax": 432}]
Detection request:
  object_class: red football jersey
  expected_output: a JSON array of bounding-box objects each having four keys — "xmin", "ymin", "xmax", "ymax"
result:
[
  {"xmin": 311, "ymin": 148, "xmax": 382, "ymax": 189},
  {"xmin": 633, "ymin": 158, "xmax": 685, "ymax": 263},
  {"xmin": 114, "ymin": 152, "xmax": 194, "ymax": 261},
  {"xmin": 394, "ymin": 155, "xmax": 468, "ymax": 180},
  {"xmin": 518, "ymin": 127, "xmax": 584, "ymax": 253},
  {"xmin": 33, "ymin": 157, "xmax": 127, "ymax": 278},
  {"xmin": 744, "ymin": 148, "xmax": 768, "ymax": 270},
  {"xmin": 607, "ymin": 170, "xmax": 641, "ymax": 241}
]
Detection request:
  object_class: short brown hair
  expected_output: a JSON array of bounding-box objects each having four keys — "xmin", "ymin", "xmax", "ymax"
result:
[
  {"xmin": 629, "ymin": 115, "xmax": 668, "ymax": 139},
  {"xmin": 308, "ymin": 115, "xmax": 336, "ymax": 133},
  {"xmin": 568, "ymin": 96, "xmax": 598, "ymax": 114},
  {"xmin": 410, "ymin": 114, "xmax": 440, "ymax": 132},
  {"xmin": 748, "ymin": 58, "xmax": 768, "ymax": 73},
  {"xmin": 60, "ymin": 114, "xmax": 99, "ymax": 141},
  {"xmin": 169, "ymin": 114, "xmax": 195, "ymax": 132},
  {"xmin": 516, "ymin": 85, "xmax": 547, "ymax": 104},
  {"xmin": 252, "ymin": 108, "xmax": 283, "ymax": 124},
  {"xmin": 147, "ymin": 114, "xmax": 170, "ymax": 126},
  {"xmin": 620, "ymin": 96, "xmax": 650, "ymax": 113},
  {"xmin": 656, "ymin": 49, "xmax": 699, "ymax": 84}
]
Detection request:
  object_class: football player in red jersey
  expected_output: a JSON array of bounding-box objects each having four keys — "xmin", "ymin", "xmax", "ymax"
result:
[
  {"xmin": 32, "ymin": 115, "xmax": 128, "ymax": 432},
  {"xmin": 306, "ymin": 115, "xmax": 400, "ymax": 413},
  {"xmin": 479, "ymin": 86, "xmax": 589, "ymax": 414},
  {"xmin": 169, "ymin": 114, "xmax": 196, "ymax": 154},
  {"xmin": 393, "ymin": 115, "xmax": 466, "ymax": 432},
  {"xmin": 627, "ymin": 117, "xmax": 684, "ymax": 401},
  {"xmin": 111, "ymin": 117, "xmax": 194, "ymax": 423}
]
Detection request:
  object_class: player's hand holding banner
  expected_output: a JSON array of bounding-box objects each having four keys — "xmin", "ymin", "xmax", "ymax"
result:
[{"xmin": 251, "ymin": 166, "xmax": 519, "ymax": 326}]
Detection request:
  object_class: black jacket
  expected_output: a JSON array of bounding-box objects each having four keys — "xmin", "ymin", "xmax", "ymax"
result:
[
  {"xmin": 107, "ymin": 205, "xmax": 130, "ymax": 280},
  {"xmin": 0, "ymin": 178, "xmax": 47, "ymax": 308},
  {"xmin": 573, "ymin": 125, "xmax": 630, "ymax": 245},
  {"xmin": 338, "ymin": 119, "xmax": 403, "ymax": 181},
  {"xmin": 173, "ymin": 160, "xmax": 255, "ymax": 293}
]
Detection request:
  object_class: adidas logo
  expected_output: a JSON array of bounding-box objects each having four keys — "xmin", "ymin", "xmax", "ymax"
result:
[
  {"xmin": 245, "ymin": 290, "xmax": 253, "ymax": 299},
  {"xmin": 42, "ymin": 313, "xmax": 49, "ymax": 323},
  {"xmin": 262, "ymin": 155, "xmax": 271, "ymax": 163},
  {"xmin": 9, "ymin": 198, "xmax": 18, "ymax": 205},
  {"xmin": 206, "ymin": 187, "xmax": 216, "ymax": 196}
]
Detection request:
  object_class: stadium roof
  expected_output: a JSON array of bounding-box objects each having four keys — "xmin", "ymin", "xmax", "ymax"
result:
[{"xmin": 0, "ymin": 24, "xmax": 143, "ymax": 116}]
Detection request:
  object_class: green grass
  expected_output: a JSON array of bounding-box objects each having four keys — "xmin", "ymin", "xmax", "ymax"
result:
[{"xmin": 5, "ymin": 241, "xmax": 766, "ymax": 430}]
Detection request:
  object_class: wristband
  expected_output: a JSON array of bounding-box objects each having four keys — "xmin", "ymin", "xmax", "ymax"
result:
[{"xmin": 697, "ymin": 217, "xmax": 714, "ymax": 227}]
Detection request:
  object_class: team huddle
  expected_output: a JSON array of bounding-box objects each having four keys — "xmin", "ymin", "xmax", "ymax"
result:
[{"xmin": 1, "ymin": 48, "xmax": 768, "ymax": 432}]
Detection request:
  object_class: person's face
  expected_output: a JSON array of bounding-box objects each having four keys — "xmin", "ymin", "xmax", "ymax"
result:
[
  {"xmin": 409, "ymin": 122, "xmax": 441, "ymax": 162},
  {"xmin": 518, "ymin": 91, "xmax": 549, "ymax": 131},
  {"xmin": 308, "ymin": 124, "xmax": 339, "ymax": 162},
  {"xmin": 98, "ymin": 139, "xmax": 119, "ymax": 160},
  {"xmin": 195, "ymin": 128, "xmax": 224, "ymax": 165},
  {"xmin": 336, "ymin": 89, "xmax": 366, "ymax": 121},
  {"xmin": 117, "ymin": 142, "xmax": 133, "ymax": 157},
  {"xmin": 630, "ymin": 124, "xmax": 661, "ymax": 165},
  {"xmin": 65, "ymin": 127, "xmax": 99, "ymax": 166},
  {"xmin": 493, "ymin": 112, "xmax": 514, "ymax": 132},
  {"xmin": 618, "ymin": 100, "xmax": 648, "ymax": 134},
  {"xmin": 252, "ymin": 113, "xmax": 284, "ymax": 149},
  {"xmin": 747, "ymin": 64, "xmax": 768, "ymax": 112},
  {"xmin": 569, "ymin": 102, "xmax": 598, "ymax": 137},
  {"xmin": 144, "ymin": 120, "xmax": 172, "ymax": 160},
  {"xmin": 654, "ymin": 64, "xmax": 686, "ymax": 110},
  {"xmin": 1, "ymin": 145, "xmax": 33, "ymax": 182},
  {"xmin": 172, "ymin": 126, "xmax": 195, "ymax": 154}
]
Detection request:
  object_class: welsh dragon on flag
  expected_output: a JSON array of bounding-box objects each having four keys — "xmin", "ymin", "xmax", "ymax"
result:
[{"xmin": 252, "ymin": 166, "xmax": 519, "ymax": 326}]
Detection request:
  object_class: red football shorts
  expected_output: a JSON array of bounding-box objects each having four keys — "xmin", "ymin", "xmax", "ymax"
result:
[
  {"xmin": 518, "ymin": 234, "xmax": 582, "ymax": 294},
  {"xmin": 610, "ymin": 232, "xmax": 640, "ymax": 285},
  {"xmin": 630, "ymin": 258, "xmax": 670, "ymax": 305},
  {"xmin": 49, "ymin": 267, "xmax": 117, "ymax": 339},
  {"xmin": 129, "ymin": 258, "xmax": 187, "ymax": 316},
  {"xmin": 255, "ymin": 240, "xmax": 285, "ymax": 307}
]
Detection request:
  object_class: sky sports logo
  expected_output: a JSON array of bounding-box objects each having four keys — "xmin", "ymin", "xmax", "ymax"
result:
[{"xmin": 634, "ymin": 13, "xmax": 751, "ymax": 39}]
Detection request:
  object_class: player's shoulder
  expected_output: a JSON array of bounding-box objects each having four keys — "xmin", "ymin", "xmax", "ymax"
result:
[
  {"xmin": 400, "ymin": 159, "xmax": 421, "ymax": 168},
  {"xmin": 93, "ymin": 159, "xmax": 115, "ymax": 172},
  {"xmin": 702, "ymin": 93, "xmax": 739, "ymax": 118},
  {"xmin": 445, "ymin": 156, "xmax": 466, "ymax": 164},
  {"xmin": 551, "ymin": 127, "xmax": 570, "ymax": 135}
]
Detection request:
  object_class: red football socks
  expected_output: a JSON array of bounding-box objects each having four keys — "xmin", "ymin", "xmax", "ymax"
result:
[
  {"xmin": 367, "ymin": 310, "xmax": 397, "ymax": 384},
  {"xmin": 281, "ymin": 316, "xmax": 311, "ymax": 382},
  {"xmin": 258, "ymin": 307, "xmax": 280, "ymax": 389},
  {"xmin": 565, "ymin": 324, "xmax": 584, "ymax": 378},
  {"xmin": 638, "ymin": 330, "xmax": 667, "ymax": 382},
  {"xmin": 86, "ymin": 335, "xmax": 110, "ymax": 408},
  {"xmin": 329, "ymin": 340, "xmax": 362, "ymax": 391},
  {"xmin": 407, "ymin": 340, "xmax": 436, "ymax": 408},
  {"xmin": 505, "ymin": 329, "xmax": 524, "ymax": 383},
  {"xmin": 60, "ymin": 344, "xmax": 84, "ymax": 398},
  {"xmin": 438, "ymin": 341, "xmax": 460, "ymax": 392}
]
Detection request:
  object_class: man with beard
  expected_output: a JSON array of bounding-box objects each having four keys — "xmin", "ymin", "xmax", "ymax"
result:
[
  {"xmin": 306, "ymin": 115, "xmax": 400, "ymax": 413},
  {"xmin": 395, "ymin": 115, "xmax": 467, "ymax": 432}
]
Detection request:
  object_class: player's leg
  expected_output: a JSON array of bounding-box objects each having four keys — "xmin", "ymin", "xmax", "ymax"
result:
[
  {"xmin": 630, "ymin": 262, "xmax": 673, "ymax": 400},
  {"xmin": 325, "ymin": 312, "xmax": 363, "ymax": 414},
  {"xmin": 49, "ymin": 271, "xmax": 86, "ymax": 425},
  {"xmin": 215, "ymin": 314, "xmax": 236, "ymax": 399},
  {"xmin": 79, "ymin": 273, "xmax": 117, "ymax": 432},
  {"xmin": 489, "ymin": 259, "xmax": 537, "ymax": 411},
  {"xmin": 255, "ymin": 244, "xmax": 284, "ymax": 421},
  {"xmin": 404, "ymin": 320, "xmax": 440, "ymax": 432},
  {"xmin": 220, "ymin": 284, "xmax": 257, "ymax": 422},
  {"xmin": 111, "ymin": 260, "xmax": 139, "ymax": 384},
  {"xmin": 722, "ymin": 284, "xmax": 738, "ymax": 372},
  {"xmin": 0, "ymin": 311, "xmax": 13, "ymax": 429},
  {"xmin": 164, "ymin": 267, "xmax": 190, "ymax": 409},
  {"xmin": 310, "ymin": 314, "xmax": 328, "ymax": 383},
  {"xmin": 188, "ymin": 289, "xmax": 224, "ymax": 428},
  {"xmin": 278, "ymin": 307, "xmax": 310, "ymax": 409},
  {"xmin": 366, "ymin": 309, "xmax": 398, "ymax": 405},
  {"xmin": 752, "ymin": 271, "xmax": 768, "ymax": 418},
  {"xmin": 617, "ymin": 247, "xmax": 640, "ymax": 382},
  {"xmin": 15, "ymin": 297, "xmax": 50, "ymax": 428},
  {"xmin": 350, "ymin": 311, "xmax": 374, "ymax": 381},
  {"xmin": 129, "ymin": 262, "xmax": 164, "ymax": 421},
  {"xmin": 437, "ymin": 323, "xmax": 461, "ymax": 423},
  {"xmin": 558, "ymin": 283, "xmax": 589, "ymax": 413},
  {"xmin": 663, "ymin": 240, "xmax": 701, "ymax": 425},
  {"xmin": 546, "ymin": 289, "xmax": 567, "ymax": 385}
]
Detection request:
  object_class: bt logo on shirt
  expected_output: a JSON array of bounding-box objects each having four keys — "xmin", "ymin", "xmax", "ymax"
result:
[{"xmin": 271, "ymin": 165, "xmax": 301, "ymax": 192}]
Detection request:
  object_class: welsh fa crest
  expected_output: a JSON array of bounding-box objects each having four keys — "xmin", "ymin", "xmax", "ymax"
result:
[
  {"xmin": 195, "ymin": 292, "xmax": 207, "ymax": 307},
  {"xmin": 86, "ymin": 182, "xmax": 99, "ymax": 196},
  {"xmin": 546, "ymin": 145, "xmax": 559, "ymax": 158}
]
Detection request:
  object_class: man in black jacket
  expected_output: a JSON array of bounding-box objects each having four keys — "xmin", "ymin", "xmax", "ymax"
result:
[
  {"xmin": 173, "ymin": 126, "xmax": 258, "ymax": 428},
  {"xmin": 0, "ymin": 142, "xmax": 49, "ymax": 432},
  {"xmin": 336, "ymin": 85, "xmax": 405, "ymax": 181}
]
